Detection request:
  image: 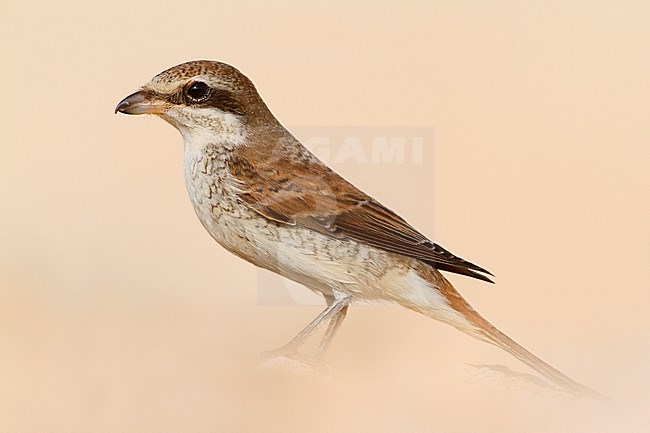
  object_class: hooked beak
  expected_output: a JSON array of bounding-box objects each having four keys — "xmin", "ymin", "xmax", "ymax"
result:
[{"xmin": 115, "ymin": 90, "xmax": 166, "ymax": 115}]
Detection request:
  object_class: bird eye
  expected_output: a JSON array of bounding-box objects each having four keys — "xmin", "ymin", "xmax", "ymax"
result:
[{"xmin": 185, "ymin": 81, "xmax": 210, "ymax": 102}]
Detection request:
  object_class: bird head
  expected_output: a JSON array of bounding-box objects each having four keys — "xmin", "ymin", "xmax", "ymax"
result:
[{"xmin": 115, "ymin": 60, "xmax": 275, "ymax": 143}]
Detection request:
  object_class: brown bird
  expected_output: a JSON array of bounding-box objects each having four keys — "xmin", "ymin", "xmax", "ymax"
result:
[{"xmin": 116, "ymin": 60, "xmax": 602, "ymax": 399}]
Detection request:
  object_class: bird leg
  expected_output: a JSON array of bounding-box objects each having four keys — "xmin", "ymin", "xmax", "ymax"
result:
[
  {"xmin": 283, "ymin": 291, "xmax": 350, "ymax": 352},
  {"xmin": 255, "ymin": 291, "xmax": 350, "ymax": 371},
  {"xmin": 315, "ymin": 302, "xmax": 349, "ymax": 358}
]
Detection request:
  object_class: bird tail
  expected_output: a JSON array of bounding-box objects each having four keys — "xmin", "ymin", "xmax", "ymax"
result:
[{"xmin": 403, "ymin": 271, "xmax": 606, "ymax": 400}]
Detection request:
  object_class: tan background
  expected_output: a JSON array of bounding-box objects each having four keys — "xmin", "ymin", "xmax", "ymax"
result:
[{"xmin": 1, "ymin": 1, "xmax": 649, "ymax": 432}]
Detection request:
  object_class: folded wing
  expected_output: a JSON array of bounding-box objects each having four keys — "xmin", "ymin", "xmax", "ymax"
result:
[{"xmin": 228, "ymin": 144, "xmax": 493, "ymax": 283}]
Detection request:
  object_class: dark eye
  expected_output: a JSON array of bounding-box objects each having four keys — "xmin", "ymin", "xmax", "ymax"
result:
[{"xmin": 185, "ymin": 81, "xmax": 210, "ymax": 102}]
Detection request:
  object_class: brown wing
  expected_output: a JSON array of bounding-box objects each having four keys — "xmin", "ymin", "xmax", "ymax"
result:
[{"xmin": 228, "ymin": 143, "xmax": 493, "ymax": 283}]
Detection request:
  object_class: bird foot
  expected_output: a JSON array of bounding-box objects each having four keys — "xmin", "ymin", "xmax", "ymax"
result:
[{"xmin": 253, "ymin": 346, "xmax": 334, "ymax": 376}]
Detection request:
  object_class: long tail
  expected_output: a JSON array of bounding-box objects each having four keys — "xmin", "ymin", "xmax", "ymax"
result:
[{"xmin": 404, "ymin": 271, "xmax": 606, "ymax": 400}]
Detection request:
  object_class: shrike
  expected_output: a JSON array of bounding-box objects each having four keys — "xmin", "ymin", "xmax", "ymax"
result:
[{"xmin": 116, "ymin": 60, "xmax": 601, "ymax": 398}]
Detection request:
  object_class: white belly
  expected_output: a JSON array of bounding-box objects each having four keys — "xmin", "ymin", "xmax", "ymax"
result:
[{"xmin": 183, "ymin": 142, "xmax": 371, "ymax": 296}]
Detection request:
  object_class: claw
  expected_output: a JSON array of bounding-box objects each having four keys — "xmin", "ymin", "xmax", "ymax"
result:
[{"xmin": 253, "ymin": 347, "xmax": 334, "ymax": 376}]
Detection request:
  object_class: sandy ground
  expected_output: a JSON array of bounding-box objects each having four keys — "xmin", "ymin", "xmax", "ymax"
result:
[{"xmin": 1, "ymin": 1, "xmax": 649, "ymax": 432}]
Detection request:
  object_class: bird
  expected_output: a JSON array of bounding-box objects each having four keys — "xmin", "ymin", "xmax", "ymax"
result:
[{"xmin": 116, "ymin": 60, "xmax": 602, "ymax": 399}]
